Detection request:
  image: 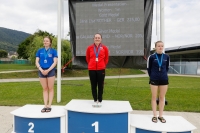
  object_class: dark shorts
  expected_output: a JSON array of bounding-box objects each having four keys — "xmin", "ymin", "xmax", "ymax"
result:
[
  {"xmin": 39, "ymin": 69, "xmax": 55, "ymax": 78},
  {"xmin": 149, "ymin": 80, "xmax": 169, "ymax": 86}
]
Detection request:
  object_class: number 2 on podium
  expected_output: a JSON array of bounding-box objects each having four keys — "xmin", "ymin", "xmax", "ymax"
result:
[
  {"xmin": 91, "ymin": 121, "xmax": 99, "ymax": 132},
  {"xmin": 28, "ymin": 122, "xmax": 34, "ymax": 133}
]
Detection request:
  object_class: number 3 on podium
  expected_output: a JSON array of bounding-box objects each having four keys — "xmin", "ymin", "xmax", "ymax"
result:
[{"xmin": 91, "ymin": 121, "xmax": 99, "ymax": 132}]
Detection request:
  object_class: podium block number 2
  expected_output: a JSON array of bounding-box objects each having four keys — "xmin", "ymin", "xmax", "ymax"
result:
[
  {"xmin": 91, "ymin": 121, "xmax": 99, "ymax": 132},
  {"xmin": 28, "ymin": 122, "xmax": 34, "ymax": 133}
]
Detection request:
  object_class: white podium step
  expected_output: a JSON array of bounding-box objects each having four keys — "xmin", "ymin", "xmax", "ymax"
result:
[
  {"xmin": 10, "ymin": 105, "xmax": 66, "ymax": 133},
  {"xmin": 64, "ymin": 99, "xmax": 133, "ymax": 113},
  {"xmin": 130, "ymin": 114, "xmax": 197, "ymax": 133},
  {"xmin": 10, "ymin": 102, "xmax": 197, "ymax": 133},
  {"xmin": 65, "ymin": 99, "xmax": 133, "ymax": 133}
]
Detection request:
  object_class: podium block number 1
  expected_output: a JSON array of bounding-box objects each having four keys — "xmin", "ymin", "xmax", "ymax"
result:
[
  {"xmin": 28, "ymin": 122, "xmax": 34, "ymax": 133},
  {"xmin": 92, "ymin": 121, "xmax": 99, "ymax": 132}
]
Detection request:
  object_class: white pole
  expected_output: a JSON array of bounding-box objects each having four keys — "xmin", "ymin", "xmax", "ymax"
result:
[
  {"xmin": 61, "ymin": 0, "xmax": 64, "ymax": 39},
  {"xmin": 160, "ymin": 0, "xmax": 165, "ymax": 52},
  {"xmin": 57, "ymin": 0, "xmax": 62, "ymax": 103},
  {"xmin": 160, "ymin": 0, "xmax": 166, "ymax": 104},
  {"xmin": 156, "ymin": 0, "xmax": 160, "ymax": 40}
]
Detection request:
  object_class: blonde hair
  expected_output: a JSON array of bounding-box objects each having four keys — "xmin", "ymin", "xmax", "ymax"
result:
[{"xmin": 155, "ymin": 41, "xmax": 163, "ymax": 47}]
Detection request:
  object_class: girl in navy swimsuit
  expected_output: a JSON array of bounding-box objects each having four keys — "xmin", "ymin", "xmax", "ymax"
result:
[{"xmin": 147, "ymin": 41, "xmax": 170, "ymax": 123}]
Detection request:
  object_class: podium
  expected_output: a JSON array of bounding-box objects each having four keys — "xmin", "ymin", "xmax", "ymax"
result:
[
  {"xmin": 10, "ymin": 101, "xmax": 197, "ymax": 133},
  {"xmin": 64, "ymin": 99, "xmax": 133, "ymax": 133},
  {"xmin": 130, "ymin": 114, "xmax": 197, "ymax": 133},
  {"xmin": 10, "ymin": 105, "xmax": 66, "ymax": 133}
]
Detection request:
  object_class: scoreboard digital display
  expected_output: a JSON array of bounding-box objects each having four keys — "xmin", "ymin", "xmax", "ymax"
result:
[{"xmin": 76, "ymin": 0, "xmax": 144, "ymax": 56}]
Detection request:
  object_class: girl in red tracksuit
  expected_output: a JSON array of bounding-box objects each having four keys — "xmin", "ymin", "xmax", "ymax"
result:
[{"xmin": 86, "ymin": 33, "xmax": 109, "ymax": 107}]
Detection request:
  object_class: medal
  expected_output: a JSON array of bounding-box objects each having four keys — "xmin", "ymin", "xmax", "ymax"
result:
[
  {"xmin": 44, "ymin": 48, "xmax": 50, "ymax": 64},
  {"xmin": 94, "ymin": 44, "xmax": 101, "ymax": 62},
  {"xmin": 155, "ymin": 53, "xmax": 163, "ymax": 72}
]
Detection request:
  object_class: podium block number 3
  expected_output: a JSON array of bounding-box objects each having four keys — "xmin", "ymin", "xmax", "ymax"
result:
[
  {"xmin": 28, "ymin": 122, "xmax": 34, "ymax": 133},
  {"xmin": 91, "ymin": 121, "xmax": 99, "ymax": 132}
]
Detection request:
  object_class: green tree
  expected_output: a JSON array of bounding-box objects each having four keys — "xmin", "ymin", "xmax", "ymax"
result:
[
  {"xmin": 17, "ymin": 30, "xmax": 54, "ymax": 59},
  {"xmin": 28, "ymin": 36, "xmax": 44, "ymax": 64},
  {"xmin": 17, "ymin": 30, "xmax": 72, "ymax": 67},
  {"xmin": 0, "ymin": 49, "xmax": 8, "ymax": 58},
  {"xmin": 11, "ymin": 55, "xmax": 17, "ymax": 60},
  {"xmin": 61, "ymin": 39, "xmax": 72, "ymax": 68},
  {"xmin": 17, "ymin": 35, "xmax": 34, "ymax": 59}
]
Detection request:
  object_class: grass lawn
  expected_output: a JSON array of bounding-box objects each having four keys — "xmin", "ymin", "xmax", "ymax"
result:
[
  {"xmin": 0, "ymin": 76, "xmax": 199, "ymax": 112},
  {"xmin": 0, "ymin": 64, "xmax": 36, "ymax": 71}
]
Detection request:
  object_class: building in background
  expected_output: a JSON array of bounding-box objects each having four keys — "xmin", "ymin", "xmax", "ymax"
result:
[{"xmin": 165, "ymin": 43, "xmax": 200, "ymax": 75}]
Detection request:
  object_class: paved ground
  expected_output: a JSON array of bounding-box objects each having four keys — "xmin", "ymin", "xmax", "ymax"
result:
[
  {"xmin": 0, "ymin": 70, "xmax": 38, "ymax": 74},
  {"xmin": 0, "ymin": 73, "xmax": 199, "ymax": 133},
  {"xmin": 1, "ymin": 73, "xmax": 200, "ymax": 83},
  {"xmin": 0, "ymin": 106, "xmax": 199, "ymax": 133}
]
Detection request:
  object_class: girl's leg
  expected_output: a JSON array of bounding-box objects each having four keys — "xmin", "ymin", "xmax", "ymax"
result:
[
  {"xmin": 97, "ymin": 70, "xmax": 105, "ymax": 103},
  {"xmin": 39, "ymin": 78, "xmax": 48, "ymax": 108},
  {"xmin": 47, "ymin": 76, "xmax": 55, "ymax": 108},
  {"xmin": 150, "ymin": 85, "xmax": 158, "ymax": 117},
  {"xmin": 158, "ymin": 85, "xmax": 168, "ymax": 117},
  {"xmin": 89, "ymin": 70, "xmax": 98, "ymax": 102}
]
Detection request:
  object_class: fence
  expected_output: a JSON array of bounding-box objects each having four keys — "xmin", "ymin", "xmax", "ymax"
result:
[
  {"xmin": 0, "ymin": 59, "xmax": 30, "ymax": 64},
  {"xmin": 169, "ymin": 61, "xmax": 200, "ymax": 75}
]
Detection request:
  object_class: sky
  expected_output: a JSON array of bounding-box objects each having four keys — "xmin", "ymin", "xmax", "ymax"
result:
[
  {"xmin": 151, "ymin": 0, "xmax": 200, "ymax": 49},
  {"xmin": 0, "ymin": 0, "xmax": 200, "ymax": 50}
]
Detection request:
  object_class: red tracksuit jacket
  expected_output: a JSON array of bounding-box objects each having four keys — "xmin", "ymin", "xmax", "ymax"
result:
[{"xmin": 86, "ymin": 43, "xmax": 109, "ymax": 70}]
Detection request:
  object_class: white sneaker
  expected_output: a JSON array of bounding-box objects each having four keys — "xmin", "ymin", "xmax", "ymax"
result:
[
  {"xmin": 92, "ymin": 101, "xmax": 98, "ymax": 107},
  {"xmin": 98, "ymin": 102, "xmax": 102, "ymax": 107}
]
